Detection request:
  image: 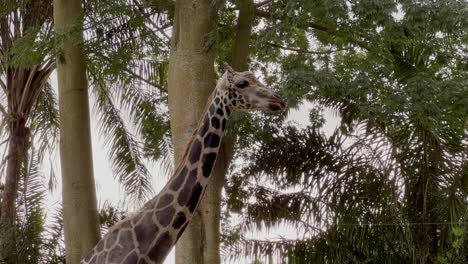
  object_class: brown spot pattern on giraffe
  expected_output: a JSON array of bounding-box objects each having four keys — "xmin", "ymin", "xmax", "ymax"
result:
[
  {"xmin": 222, "ymin": 119, "xmax": 226, "ymax": 130},
  {"xmin": 156, "ymin": 193, "xmax": 173, "ymax": 209},
  {"xmin": 187, "ymin": 183, "xmax": 203, "ymax": 212},
  {"xmin": 170, "ymin": 167, "xmax": 188, "ymax": 191},
  {"xmin": 96, "ymin": 252, "xmax": 107, "ymax": 263},
  {"xmin": 176, "ymin": 223, "xmax": 189, "ymax": 242},
  {"xmin": 177, "ymin": 170, "xmax": 198, "ymax": 206},
  {"xmin": 122, "ymin": 251, "xmax": 138, "ymax": 264},
  {"xmin": 104, "ymin": 229, "xmax": 119, "ymax": 250},
  {"xmin": 147, "ymin": 232, "xmax": 173, "ymax": 263},
  {"xmin": 209, "ymin": 105, "xmax": 215, "ymax": 115},
  {"xmin": 107, "ymin": 244, "xmax": 125, "ymax": 263},
  {"xmin": 199, "ymin": 115, "xmax": 210, "ymax": 136},
  {"xmin": 172, "ymin": 211, "xmax": 187, "ymax": 229},
  {"xmin": 188, "ymin": 139, "xmax": 202, "ymax": 164},
  {"xmin": 83, "ymin": 250, "xmax": 94, "ymax": 262},
  {"xmin": 96, "ymin": 240, "xmax": 104, "ymax": 252},
  {"xmin": 121, "ymin": 220, "xmax": 132, "ymax": 229},
  {"xmin": 211, "ymin": 117, "xmax": 220, "ymax": 129},
  {"xmin": 131, "ymin": 211, "xmax": 144, "ymax": 225},
  {"xmin": 135, "ymin": 213, "xmax": 159, "ymax": 254},
  {"xmin": 119, "ymin": 230, "xmax": 135, "ymax": 256},
  {"xmin": 225, "ymin": 106, "xmax": 231, "ymax": 116},
  {"xmin": 155, "ymin": 206, "xmax": 176, "ymax": 227},
  {"xmin": 204, "ymin": 132, "xmax": 220, "ymax": 148},
  {"xmin": 138, "ymin": 258, "xmax": 149, "ymax": 264},
  {"xmin": 201, "ymin": 153, "xmax": 217, "ymax": 177},
  {"xmin": 88, "ymin": 255, "xmax": 97, "ymax": 264}
]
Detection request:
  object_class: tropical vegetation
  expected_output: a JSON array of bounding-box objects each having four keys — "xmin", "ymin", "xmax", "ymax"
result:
[{"xmin": 0, "ymin": 0, "xmax": 466, "ymax": 263}]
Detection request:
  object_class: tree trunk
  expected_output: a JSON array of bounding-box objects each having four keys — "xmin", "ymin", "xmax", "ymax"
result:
[
  {"xmin": 53, "ymin": 1, "xmax": 100, "ymax": 263},
  {"xmin": 196, "ymin": 1, "xmax": 256, "ymax": 262},
  {"xmin": 232, "ymin": 0, "xmax": 255, "ymax": 71},
  {"xmin": 1, "ymin": 118, "xmax": 29, "ymax": 223},
  {"xmin": 167, "ymin": 0, "xmax": 217, "ymax": 263},
  {"xmin": 168, "ymin": 1, "xmax": 254, "ymax": 263},
  {"xmin": 199, "ymin": 1, "xmax": 256, "ymax": 262}
]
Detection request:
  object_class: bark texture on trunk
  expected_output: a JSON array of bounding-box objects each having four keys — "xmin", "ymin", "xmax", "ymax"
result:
[
  {"xmin": 1, "ymin": 68, "xmax": 53, "ymax": 223},
  {"xmin": 167, "ymin": 0, "xmax": 217, "ymax": 263},
  {"xmin": 196, "ymin": 1, "xmax": 255, "ymax": 262},
  {"xmin": 53, "ymin": 1, "xmax": 100, "ymax": 263},
  {"xmin": 232, "ymin": 0, "xmax": 255, "ymax": 71},
  {"xmin": 169, "ymin": 1, "xmax": 254, "ymax": 263},
  {"xmin": 1, "ymin": 118, "xmax": 29, "ymax": 223}
]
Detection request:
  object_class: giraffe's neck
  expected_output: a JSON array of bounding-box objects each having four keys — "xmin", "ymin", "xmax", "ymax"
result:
[{"xmin": 81, "ymin": 89, "xmax": 231, "ymax": 264}]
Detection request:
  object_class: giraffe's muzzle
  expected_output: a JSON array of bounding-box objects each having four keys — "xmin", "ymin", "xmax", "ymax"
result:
[{"xmin": 267, "ymin": 94, "xmax": 286, "ymax": 111}]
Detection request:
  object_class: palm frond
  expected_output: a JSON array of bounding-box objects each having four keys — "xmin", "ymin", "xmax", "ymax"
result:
[
  {"xmin": 92, "ymin": 79, "xmax": 153, "ymax": 204},
  {"xmin": 41, "ymin": 207, "xmax": 65, "ymax": 264},
  {"xmin": 29, "ymin": 81, "xmax": 59, "ymax": 164},
  {"xmin": 17, "ymin": 148, "xmax": 46, "ymax": 220},
  {"xmin": 0, "ymin": 147, "xmax": 47, "ymax": 264},
  {"xmin": 155, "ymin": 135, "xmax": 174, "ymax": 178},
  {"xmin": 224, "ymin": 120, "xmax": 467, "ymax": 262},
  {"xmin": 118, "ymin": 82, "xmax": 173, "ymax": 178}
]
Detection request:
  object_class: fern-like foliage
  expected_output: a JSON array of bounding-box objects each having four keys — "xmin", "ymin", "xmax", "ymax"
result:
[{"xmin": 84, "ymin": 0, "xmax": 173, "ymax": 201}]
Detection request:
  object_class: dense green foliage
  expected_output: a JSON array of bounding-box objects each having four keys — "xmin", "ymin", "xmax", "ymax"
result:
[{"xmin": 221, "ymin": 0, "xmax": 468, "ymax": 263}]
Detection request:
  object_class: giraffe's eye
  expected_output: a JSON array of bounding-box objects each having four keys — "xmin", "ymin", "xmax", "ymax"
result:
[{"xmin": 236, "ymin": 80, "xmax": 249, "ymax": 88}]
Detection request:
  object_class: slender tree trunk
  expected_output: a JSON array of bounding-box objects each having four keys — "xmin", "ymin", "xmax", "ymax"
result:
[
  {"xmin": 53, "ymin": 1, "xmax": 100, "ymax": 263},
  {"xmin": 168, "ymin": 1, "xmax": 254, "ymax": 263},
  {"xmin": 231, "ymin": 0, "xmax": 254, "ymax": 71},
  {"xmin": 196, "ymin": 1, "xmax": 256, "ymax": 262},
  {"xmin": 0, "ymin": 116, "xmax": 29, "ymax": 262},
  {"xmin": 199, "ymin": 1, "xmax": 256, "ymax": 262},
  {"xmin": 167, "ymin": 0, "xmax": 217, "ymax": 263},
  {"xmin": 1, "ymin": 118, "xmax": 29, "ymax": 223}
]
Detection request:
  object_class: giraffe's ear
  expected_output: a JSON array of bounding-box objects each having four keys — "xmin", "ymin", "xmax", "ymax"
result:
[{"xmin": 224, "ymin": 63, "xmax": 235, "ymax": 75}]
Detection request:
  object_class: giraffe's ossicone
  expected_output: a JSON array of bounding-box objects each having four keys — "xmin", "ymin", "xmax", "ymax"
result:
[{"xmin": 81, "ymin": 65, "xmax": 285, "ymax": 264}]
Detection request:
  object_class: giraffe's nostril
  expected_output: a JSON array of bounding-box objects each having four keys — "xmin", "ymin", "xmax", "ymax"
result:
[
  {"xmin": 269, "ymin": 103, "xmax": 282, "ymax": 111},
  {"xmin": 279, "ymin": 100, "xmax": 286, "ymax": 109},
  {"xmin": 267, "ymin": 96, "xmax": 286, "ymax": 111}
]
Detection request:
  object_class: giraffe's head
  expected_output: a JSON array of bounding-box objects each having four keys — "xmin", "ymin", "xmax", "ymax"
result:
[{"xmin": 218, "ymin": 64, "xmax": 286, "ymax": 112}]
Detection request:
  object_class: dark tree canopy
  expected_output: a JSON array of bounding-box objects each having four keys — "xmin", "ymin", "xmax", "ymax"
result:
[{"xmin": 221, "ymin": 0, "xmax": 468, "ymax": 263}]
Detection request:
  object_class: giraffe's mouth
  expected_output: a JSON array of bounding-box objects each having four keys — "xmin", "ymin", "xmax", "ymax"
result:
[{"xmin": 267, "ymin": 95, "xmax": 286, "ymax": 111}]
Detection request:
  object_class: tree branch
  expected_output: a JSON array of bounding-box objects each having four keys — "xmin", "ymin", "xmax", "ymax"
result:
[
  {"xmin": 229, "ymin": 0, "xmax": 274, "ymax": 11},
  {"xmin": 132, "ymin": 0, "xmax": 171, "ymax": 42},
  {"xmin": 0, "ymin": 103, "xmax": 7, "ymax": 118},
  {"xmin": 98, "ymin": 50, "xmax": 166, "ymax": 92},
  {"xmin": 254, "ymin": 8, "xmax": 271, "ymax": 18},
  {"xmin": 123, "ymin": 66, "xmax": 166, "ymax": 92},
  {"xmin": 0, "ymin": 77, "xmax": 6, "ymax": 94},
  {"xmin": 304, "ymin": 21, "xmax": 330, "ymax": 33},
  {"xmin": 265, "ymin": 42, "xmax": 339, "ymax": 54},
  {"xmin": 254, "ymin": 10, "xmax": 370, "ymax": 50},
  {"xmin": 254, "ymin": 0, "xmax": 275, "ymax": 8}
]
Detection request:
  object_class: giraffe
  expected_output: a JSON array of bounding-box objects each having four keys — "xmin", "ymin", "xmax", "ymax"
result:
[{"xmin": 81, "ymin": 65, "xmax": 285, "ymax": 264}]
